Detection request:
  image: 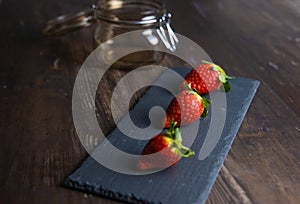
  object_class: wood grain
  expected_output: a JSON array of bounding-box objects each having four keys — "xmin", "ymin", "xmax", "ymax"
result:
[{"xmin": 1, "ymin": 0, "xmax": 299, "ymax": 203}]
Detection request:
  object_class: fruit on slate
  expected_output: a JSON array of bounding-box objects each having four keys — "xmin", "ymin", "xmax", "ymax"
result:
[
  {"xmin": 138, "ymin": 122, "xmax": 195, "ymax": 170},
  {"xmin": 163, "ymin": 84, "xmax": 210, "ymax": 128},
  {"xmin": 180, "ymin": 60, "xmax": 234, "ymax": 94}
]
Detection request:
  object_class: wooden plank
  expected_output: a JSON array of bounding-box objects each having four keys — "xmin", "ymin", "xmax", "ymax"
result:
[{"xmin": 1, "ymin": 0, "xmax": 299, "ymax": 203}]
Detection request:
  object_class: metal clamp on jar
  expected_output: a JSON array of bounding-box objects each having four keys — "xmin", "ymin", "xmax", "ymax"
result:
[{"xmin": 43, "ymin": 0, "xmax": 178, "ymax": 68}]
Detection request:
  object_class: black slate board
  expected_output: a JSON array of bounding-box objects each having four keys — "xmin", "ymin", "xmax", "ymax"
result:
[{"xmin": 64, "ymin": 67, "xmax": 260, "ymax": 204}]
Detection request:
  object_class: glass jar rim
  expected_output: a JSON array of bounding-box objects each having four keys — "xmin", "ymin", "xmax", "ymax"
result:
[
  {"xmin": 96, "ymin": 0, "xmax": 167, "ymax": 26},
  {"xmin": 43, "ymin": 0, "xmax": 169, "ymax": 36}
]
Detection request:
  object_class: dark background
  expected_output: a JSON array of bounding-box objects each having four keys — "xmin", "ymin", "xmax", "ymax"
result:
[{"xmin": 1, "ymin": 0, "xmax": 299, "ymax": 203}]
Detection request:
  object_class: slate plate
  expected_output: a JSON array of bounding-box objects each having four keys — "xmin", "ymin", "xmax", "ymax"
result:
[{"xmin": 64, "ymin": 67, "xmax": 260, "ymax": 204}]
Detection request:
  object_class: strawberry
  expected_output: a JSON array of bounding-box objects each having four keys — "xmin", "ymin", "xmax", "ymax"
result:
[
  {"xmin": 180, "ymin": 60, "xmax": 234, "ymax": 94},
  {"xmin": 138, "ymin": 122, "xmax": 194, "ymax": 170},
  {"xmin": 163, "ymin": 84, "xmax": 210, "ymax": 128}
]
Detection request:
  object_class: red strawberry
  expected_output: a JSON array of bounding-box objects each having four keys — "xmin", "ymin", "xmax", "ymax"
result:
[
  {"xmin": 163, "ymin": 84, "xmax": 210, "ymax": 128},
  {"xmin": 138, "ymin": 122, "xmax": 194, "ymax": 170},
  {"xmin": 180, "ymin": 60, "xmax": 234, "ymax": 94}
]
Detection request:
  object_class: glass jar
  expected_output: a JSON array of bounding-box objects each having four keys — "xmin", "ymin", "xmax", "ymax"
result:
[{"xmin": 43, "ymin": 0, "xmax": 178, "ymax": 69}]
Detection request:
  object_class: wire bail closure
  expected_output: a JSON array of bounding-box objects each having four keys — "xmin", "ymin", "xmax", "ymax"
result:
[
  {"xmin": 43, "ymin": 5, "xmax": 98, "ymax": 36},
  {"xmin": 43, "ymin": 4, "xmax": 178, "ymax": 51},
  {"xmin": 156, "ymin": 13, "xmax": 179, "ymax": 52}
]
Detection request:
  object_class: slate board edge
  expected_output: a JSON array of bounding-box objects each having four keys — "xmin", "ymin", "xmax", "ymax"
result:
[
  {"xmin": 196, "ymin": 80, "xmax": 260, "ymax": 204},
  {"xmin": 63, "ymin": 177, "xmax": 160, "ymax": 204}
]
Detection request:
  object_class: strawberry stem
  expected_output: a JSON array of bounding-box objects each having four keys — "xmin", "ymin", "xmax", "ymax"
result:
[
  {"xmin": 174, "ymin": 128, "xmax": 182, "ymax": 142},
  {"xmin": 165, "ymin": 121, "xmax": 179, "ymax": 140}
]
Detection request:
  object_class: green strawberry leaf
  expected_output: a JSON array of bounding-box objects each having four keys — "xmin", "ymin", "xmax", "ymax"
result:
[
  {"xmin": 202, "ymin": 97, "xmax": 211, "ymax": 107},
  {"xmin": 201, "ymin": 97, "xmax": 210, "ymax": 118},
  {"xmin": 226, "ymin": 75, "xmax": 235, "ymax": 80},
  {"xmin": 220, "ymin": 81, "xmax": 231, "ymax": 92},
  {"xmin": 219, "ymin": 74, "xmax": 234, "ymax": 92},
  {"xmin": 174, "ymin": 128, "xmax": 182, "ymax": 142},
  {"xmin": 202, "ymin": 108, "xmax": 209, "ymax": 118},
  {"xmin": 166, "ymin": 121, "xmax": 184, "ymax": 141},
  {"xmin": 202, "ymin": 60, "xmax": 211, "ymax": 64},
  {"xmin": 179, "ymin": 146, "xmax": 195, "ymax": 158},
  {"xmin": 212, "ymin": 65, "xmax": 220, "ymax": 72},
  {"xmin": 218, "ymin": 74, "xmax": 226, "ymax": 83}
]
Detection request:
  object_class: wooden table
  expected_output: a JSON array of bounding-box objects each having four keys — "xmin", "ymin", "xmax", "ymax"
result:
[{"xmin": 1, "ymin": 0, "xmax": 299, "ymax": 203}]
